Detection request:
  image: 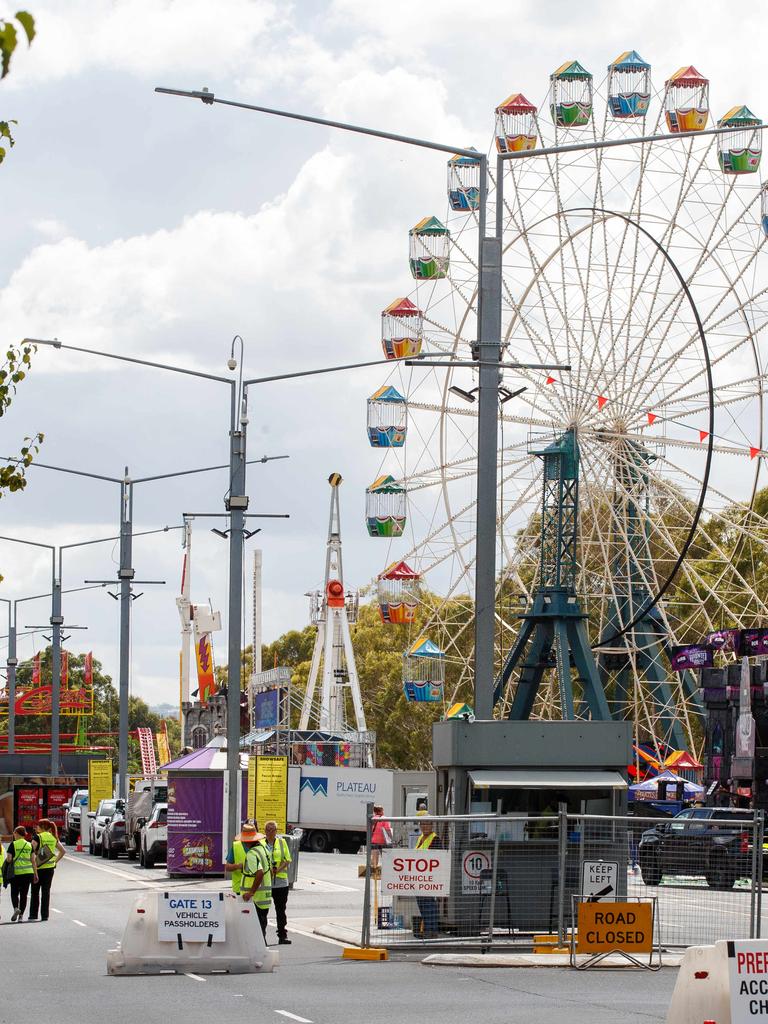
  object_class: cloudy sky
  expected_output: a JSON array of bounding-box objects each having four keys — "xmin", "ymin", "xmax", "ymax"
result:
[{"xmin": 1, "ymin": 0, "xmax": 767, "ymax": 706}]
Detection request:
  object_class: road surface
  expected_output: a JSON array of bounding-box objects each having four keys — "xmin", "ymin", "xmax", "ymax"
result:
[{"xmin": 0, "ymin": 850, "xmax": 677, "ymax": 1023}]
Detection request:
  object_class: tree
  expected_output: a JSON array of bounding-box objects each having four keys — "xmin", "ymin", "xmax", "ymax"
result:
[{"xmin": 0, "ymin": 11, "xmax": 42, "ymax": 556}]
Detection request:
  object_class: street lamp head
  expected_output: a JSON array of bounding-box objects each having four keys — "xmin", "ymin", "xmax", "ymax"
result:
[{"xmin": 227, "ymin": 357, "xmax": 237, "ymax": 371}]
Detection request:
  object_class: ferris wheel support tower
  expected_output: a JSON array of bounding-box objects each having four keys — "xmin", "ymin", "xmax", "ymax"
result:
[{"xmin": 300, "ymin": 474, "xmax": 367, "ymax": 734}]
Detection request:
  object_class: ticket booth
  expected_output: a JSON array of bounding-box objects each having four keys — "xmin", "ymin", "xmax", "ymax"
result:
[{"xmin": 432, "ymin": 719, "xmax": 632, "ymax": 934}]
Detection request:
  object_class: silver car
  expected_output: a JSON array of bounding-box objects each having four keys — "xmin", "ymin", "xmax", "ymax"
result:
[{"xmin": 89, "ymin": 799, "xmax": 118, "ymax": 855}]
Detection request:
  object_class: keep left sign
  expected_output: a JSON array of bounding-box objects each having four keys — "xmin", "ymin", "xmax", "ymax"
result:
[
  {"xmin": 158, "ymin": 891, "xmax": 226, "ymax": 943},
  {"xmin": 729, "ymin": 940, "xmax": 768, "ymax": 1022},
  {"xmin": 380, "ymin": 849, "xmax": 451, "ymax": 897}
]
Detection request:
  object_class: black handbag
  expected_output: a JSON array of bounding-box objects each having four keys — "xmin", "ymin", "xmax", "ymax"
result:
[{"xmin": 2, "ymin": 841, "xmax": 19, "ymax": 887}]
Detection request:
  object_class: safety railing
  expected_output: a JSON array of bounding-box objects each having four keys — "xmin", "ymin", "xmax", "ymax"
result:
[{"xmin": 360, "ymin": 808, "xmax": 765, "ymax": 950}]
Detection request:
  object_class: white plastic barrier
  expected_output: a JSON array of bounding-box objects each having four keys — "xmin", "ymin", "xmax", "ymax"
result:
[
  {"xmin": 667, "ymin": 938, "xmax": 768, "ymax": 1024},
  {"xmin": 107, "ymin": 891, "xmax": 278, "ymax": 976}
]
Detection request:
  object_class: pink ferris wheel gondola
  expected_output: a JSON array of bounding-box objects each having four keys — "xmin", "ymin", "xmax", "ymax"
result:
[
  {"xmin": 664, "ymin": 66, "xmax": 709, "ymax": 133},
  {"xmin": 377, "ymin": 560, "xmax": 420, "ymax": 624},
  {"xmin": 381, "ymin": 297, "xmax": 423, "ymax": 360}
]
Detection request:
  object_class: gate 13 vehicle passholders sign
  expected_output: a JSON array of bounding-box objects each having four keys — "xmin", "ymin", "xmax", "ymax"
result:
[
  {"xmin": 157, "ymin": 892, "xmax": 226, "ymax": 942},
  {"xmin": 381, "ymin": 849, "xmax": 451, "ymax": 896}
]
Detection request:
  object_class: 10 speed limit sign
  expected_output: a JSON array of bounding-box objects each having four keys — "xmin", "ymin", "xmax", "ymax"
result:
[{"xmin": 461, "ymin": 850, "xmax": 492, "ymax": 894}]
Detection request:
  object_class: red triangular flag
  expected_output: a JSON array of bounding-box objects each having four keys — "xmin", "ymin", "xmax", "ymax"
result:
[
  {"xmin": 597, "ymin": 395, "xmax": 607, "ymax": 410},
  {"xmin": 647, "ymin": 413, "xmax": 656, "ymax": 425},
  {"xmin": 751, "ymin": 447, "xmax": 760, "ymax": 460},
  {"xmin": 699, "ymin": 430, "xmax": 709, "ymax": 442},
  {"xmin": 546, "ymin": 376, "xmax": 556, "ymax": 385}
]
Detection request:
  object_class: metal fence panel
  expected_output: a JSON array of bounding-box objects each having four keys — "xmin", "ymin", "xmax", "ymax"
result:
[{"xmin": 361, "ymin": 810, "xmax": 765, "ymax": 951}]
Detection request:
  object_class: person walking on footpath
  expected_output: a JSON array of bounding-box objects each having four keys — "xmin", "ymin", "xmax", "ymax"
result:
[
  {"xmin": 264, "ymin": 820, "xmax": 292, "ymax": 945},
  {"xmin": 370, "ymin": 804, "xmax": 393, "ymax": 871},
  {"xmin": 224, "ymin": 821, "xmax": 263, "ymax": 896},
  {"xmin": 5, "ymin": 826, "xmax": 37, "ymax": 922},
  {"xmin": 29, "ymin": 818, "xmax": 64, "ymax": 921},
  {"xmin": 415, "ymin": 817, "xmax": 443, "ymax": 939},
  {"xmin": 241, "ymin": 831, "xmax": 272, "ymax": 940}
]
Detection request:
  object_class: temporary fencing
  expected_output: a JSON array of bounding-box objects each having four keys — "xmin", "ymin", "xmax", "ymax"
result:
[{"xmin": 360, "ymin": 810, "xmax": 765, "ymax": 951}]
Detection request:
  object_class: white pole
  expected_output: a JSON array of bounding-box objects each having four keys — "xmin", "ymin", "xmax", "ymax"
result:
[{"xmin": 177, "ymin": 521, "xmax": 193, "ymax": 737}]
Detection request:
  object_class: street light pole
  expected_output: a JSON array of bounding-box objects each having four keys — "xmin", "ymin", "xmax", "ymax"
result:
[
  {"xmin": 119, "ymin": 471, "xmax": 133, "ymax": 797},
  {"xmin": 225, "ymin": 340, "xmax": 247, "ymax": 838},
  {"xmin": 0, "ymin": 599, "xmax": 17, "ymax": 753}
]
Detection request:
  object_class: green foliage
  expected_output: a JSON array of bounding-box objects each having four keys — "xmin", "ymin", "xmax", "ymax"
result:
[
  {"xmin": 0, "ymin": 10, "xmax": 33, "ymax": 77},
  {"xmin": 8, "ymin": 647, "xmax": 181, "ymax": 772}
]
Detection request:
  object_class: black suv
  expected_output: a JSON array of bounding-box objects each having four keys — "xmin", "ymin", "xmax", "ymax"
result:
[{"xmin": 638, "ymin": 807, "xmax": 756, "ymax": 890}]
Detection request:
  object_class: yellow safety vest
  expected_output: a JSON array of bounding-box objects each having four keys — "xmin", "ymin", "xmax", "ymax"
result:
[
  {"xmin": 230, "ymin": 840, "xmax": 251, "ymax": 895},
  {"xmin": 267, "ymin": 835, "xmax": 292, "ymax": 882},
  {"xmin": 37, "ymin": 831, "xmax": 57, "ymax": 870},
  {"xmin": 10, "ymin": 839, "xmax": 34, "ymax": 875},
  {"xmin": 416, "ymin": 832, "xmax": 437, "ymax": 850},
  {"xmin": 242, "ymin": 842, "xmax": 272, "ymax": 909}
]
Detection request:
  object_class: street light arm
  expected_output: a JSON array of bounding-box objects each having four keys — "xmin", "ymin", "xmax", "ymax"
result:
[
  {"xmin": 0, "ymin": 533, "xmax": 54, "ymax": 553},
  {"xmin": 133, "ymin": 456, "xmax": 288, "ymax": 484},
  {"xmin": 155, "ymin": 87, "xmax": 477, "ymax": 159},
  {"xmin": 0, "ymin": 456, "xmax": 122, "ymax": 483},
  {"xmin": 25, "ymin": 337, "xmax": 233, "ymax": 385}
]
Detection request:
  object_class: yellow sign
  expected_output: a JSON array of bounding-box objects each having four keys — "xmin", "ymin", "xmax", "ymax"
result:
[
  {"xmin": 88, "ymin": 760, "xmax": 113, "ymax": 811},
  {"xmin": 157, "ymin": 731, "xmax": 171, "ymax": 767},
  {"xmin": 577, "ymin": 902, "xmax": 653, "ymax": 954},
  {"xmin": 247, "ymin": 755, "xmax": 257, "ymax": 821},
  {"xmin": 254, "ymin": 755, "xmax": 288, "ymax": 832}
]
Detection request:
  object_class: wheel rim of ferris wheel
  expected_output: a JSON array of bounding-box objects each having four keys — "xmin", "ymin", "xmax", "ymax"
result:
[{"xmin": 379, "ymin": 124, "xmax": 768, "ymax": 742}]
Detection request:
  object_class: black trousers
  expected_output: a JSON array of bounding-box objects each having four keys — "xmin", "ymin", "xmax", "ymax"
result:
[
  {"xmin": 29, "ymin": 869, "xmax": 54, "ymax": 920},
  {"xmin": 10, "ymin": 875, "xmax": 32, "ymax": 915},
  {"xmin": 272, "ymin": 886, "xmax": 289, "ymax": 938},
  {"xmin": 255, "ymin": 904, "xmax": 269, "ymax": 939}
]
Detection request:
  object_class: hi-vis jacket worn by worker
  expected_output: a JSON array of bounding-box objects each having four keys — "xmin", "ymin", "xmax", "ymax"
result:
[
  {"xmin": 242, "ymin": 843, "xmax": 272, "ymax": 909},
  {"xmin": 268, "ymin": 835, "xmax": 292, "ymax": 883},
  {"xmin": 416, "ymin": 832, "xmax": 437, "ymax": 851}
]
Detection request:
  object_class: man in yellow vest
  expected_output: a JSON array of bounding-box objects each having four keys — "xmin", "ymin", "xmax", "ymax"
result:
[
  {"xmin": 263, "ymin": 820, "xmax": 292, "ymax": 945},
  {"xmin": 29, "ymin": 819, "xmax": 64, "ymax": 922},
  {"xmin": 415, "ymin": 818, "xmax": 443, "ymax": 938},
  {"xmin": 241, "ymin": 828, "xmax": 272, "ymax": 940},
  {"xmin": 224, "ymin": 821, "xmax": 263, "ymax": 896}
]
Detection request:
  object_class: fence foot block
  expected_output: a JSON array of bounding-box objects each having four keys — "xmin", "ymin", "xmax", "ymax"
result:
[{"xmin": 343, "ymin": 947, "xmax": 388, "ymax": 961}]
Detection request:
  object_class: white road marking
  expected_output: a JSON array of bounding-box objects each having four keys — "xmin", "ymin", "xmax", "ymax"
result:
[
  {"xmin": 185, "ymin": 973, "xmax": 206, "ymax": 982},
  {"xmin": 275, "ymin": 1012, "xmax": 313, "ymax": 1023},
  {"xmin": 71, "ymin": 919, "xmax": 87, "ymax": 927},
  {"xmin": 64, "ymin": 857, "xmax": 163, "ymax": 889},
  {"xmin": 51, "ymin": 908, "xmax": 63, "ymax": 914},
  {"xmin": 285, "ymin": 925, "xmax": 347, "ymax": 948},
  {"xmin": 295, "ymin": 878, "xmax": 357, "ymax": 893}
]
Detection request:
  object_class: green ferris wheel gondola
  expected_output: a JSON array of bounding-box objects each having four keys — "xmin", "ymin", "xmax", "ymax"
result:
[
  {"xmin": 365, "ymin": 475, "xmax": 406, "ymax": 537},
  {"xmin": 550, "ymin": 60, "xmax": 593, "ymax": 128}
]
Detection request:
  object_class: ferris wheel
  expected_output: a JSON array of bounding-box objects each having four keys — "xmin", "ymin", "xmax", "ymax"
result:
[{"xmin": 365, "ymin": 53, "xmax": 768, "ymax": 755}]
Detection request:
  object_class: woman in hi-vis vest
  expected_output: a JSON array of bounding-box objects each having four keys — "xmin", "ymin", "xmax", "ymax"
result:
[
  {"xmin": 29, "ymin": 818, "xmax": 65, "ymax": 921},
  {"xmin": 5, "ymin": 826, "xmax": 37, "ymax": 922}
]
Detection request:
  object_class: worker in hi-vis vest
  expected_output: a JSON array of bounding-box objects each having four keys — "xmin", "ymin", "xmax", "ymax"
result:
[
  {"xmin": 224, "ymin": 821, "xmax": 263, "ymax": 895},
  {"xmin": 415, "ymin": 817, "xmax": 444, "ymax": 938},
  {"xmin": 241, "ymin": 831, "xmax": 272, "ymax": 939},
  {"xmin": 263, "ymin": 820, "xmax": 293, "ymax": 945}
]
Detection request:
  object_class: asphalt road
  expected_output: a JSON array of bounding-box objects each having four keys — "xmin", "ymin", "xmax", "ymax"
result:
[{"xmin": 0, "ymin": 849, "xmax": 677, "ymax": 1024}]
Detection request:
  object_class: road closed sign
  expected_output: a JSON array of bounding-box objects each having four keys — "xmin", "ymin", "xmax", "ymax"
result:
[
  {"xmin": 728, "ymin": 941, "xmax": 768, "ymax": 1022},
  {"xmin": 381, "ymin": 849, "xmax": 451, "ymax": 897},
  {"xmin": 576, "ymin": 902, "xmax": 653, "ymax": 955},
  {"xmin": 157, "ymin": 892, "xmax": 226, "ymax": 943}
]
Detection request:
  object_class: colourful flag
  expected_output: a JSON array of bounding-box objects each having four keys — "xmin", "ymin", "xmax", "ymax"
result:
[
  {"xmin": 61, "ymin": 650, "xmax": 69, "ymax": 687},
  {"xmin": 195, "ymin": 633, "xmax": 216, "ymax": 705},
  {"xmin": 84, "ymin": 651, "xmax": 93, "ymax": 687},
  {"xmin": 32, "ymin": 653, "xmax": 40, "ymax": 686}
]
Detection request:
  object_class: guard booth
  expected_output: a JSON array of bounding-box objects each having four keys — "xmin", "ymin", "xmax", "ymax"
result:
[{"xmin": 432, "ymin": 719, "xmax": 632, "ymax": 934}]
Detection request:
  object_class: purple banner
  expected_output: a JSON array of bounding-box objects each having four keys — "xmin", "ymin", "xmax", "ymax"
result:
[
  {"xmin": 670, "ymin": 644, "xmax": 713, "ymax": 672},
  {"xmin": 704, "ymin": 628, "xmax": 741, "ymax": 653},
  {"xmin": 739, "ymin": 628, "xmax": 768, "ymax": 656},
  {"xmin": 167, "ymin": 775, "xmax": 222, "ymax": 875}
]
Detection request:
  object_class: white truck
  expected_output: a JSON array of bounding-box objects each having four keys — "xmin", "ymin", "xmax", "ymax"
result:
[{"xmin": 290, "ymin": 767, "xmax": 434, "ymax": 853}]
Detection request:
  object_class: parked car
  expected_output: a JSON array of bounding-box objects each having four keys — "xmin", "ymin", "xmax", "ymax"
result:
[
  {"xmin": 88, "ymin": 799, "xmax": 118, "ymax": 855},
  {"xmin": 139, "ymin": 802, "xmax": 167, "ymax": 868},
  {"xmin": 638, "ymin": 806, "xmax": 756, "ymax": 890},
  {"xmin": 64, "ymin": 789, "xmax": 89, "ymax": 844},
  {"xmin": 101, "ymin": 807, "xmax": 126, "ymax": 860},
  {"xmin": 125, "ymin": 780, "xmax": 167, "ymax": 861}
]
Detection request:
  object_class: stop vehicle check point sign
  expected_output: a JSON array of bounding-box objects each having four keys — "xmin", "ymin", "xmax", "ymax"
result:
[{"xmin": 380, "ymin": 849, "xmax": 452, "ymax": 896}]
